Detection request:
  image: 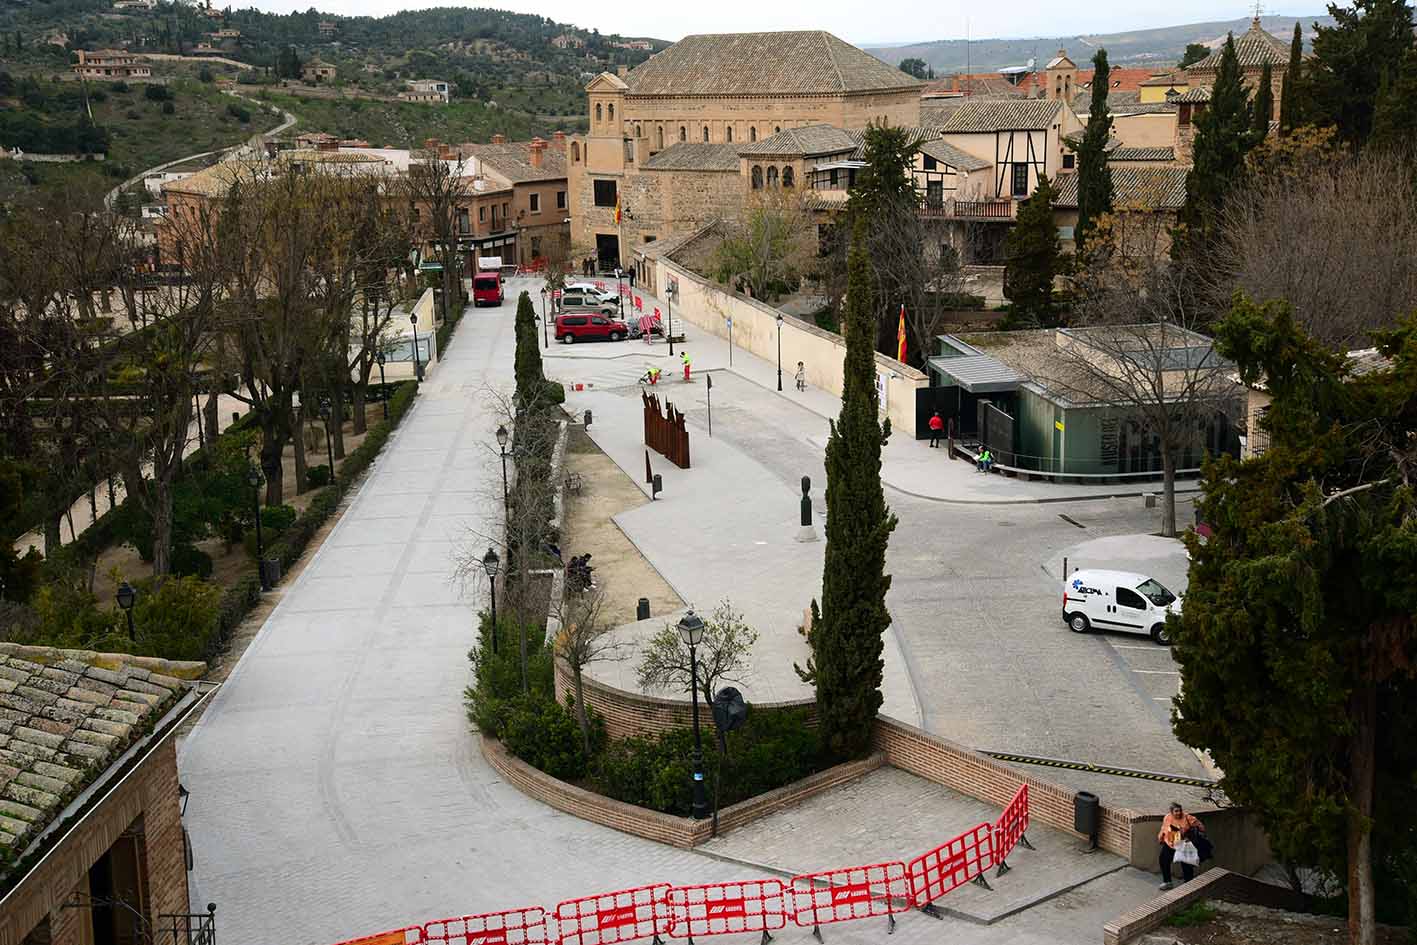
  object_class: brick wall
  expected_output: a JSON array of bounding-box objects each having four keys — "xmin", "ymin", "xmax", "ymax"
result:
[
  {"xmin": 871, "ymin": 716, "xmax": 1135, "ymax": 857},
  {"xmin": 1102, "ymin": 868, "xmax": 1309, "ymax": 945},
  {"xmin": 553, "ymin": 657, "xmax": 816, "ymax": 741}
]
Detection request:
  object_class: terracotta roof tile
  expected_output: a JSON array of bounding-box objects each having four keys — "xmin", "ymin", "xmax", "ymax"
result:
[
  {"xmin": 641, "ymin": 143, "xmax": 741, "ymax": 171},
  {"xmin": 940, "ymin": 99, "xmax": 1064, "ymax": 132},
  {"xmin": 1053, "ymin": 165, "xmax": 1189, "ymax": 210},
  {"xmin": 918, "ymin": 139, "xmax": 992, "ymax": 171},
  {"xmin": 737, "ymin": 124, "xmax": 857, "ymax": 157},
  {"xmin": 1189, "ymin": 20, "xmax": 1289, "ymax": 71},
  {"xmin": 1108, "ymin": 146, "xmax": 1177, "ymax": 162},
  {"xmin": 460, "ymin": 140, "xmax": 567, "ymax": 183}
]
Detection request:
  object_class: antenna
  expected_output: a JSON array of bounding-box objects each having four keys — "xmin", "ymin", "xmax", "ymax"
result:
[
  {"xmin": 965, "ymin": 17, "xmax": 970, "ymax": 96},
  {"xmin": 1252, "ymin": 0, "xmax": 1264, "ymax": 21}
]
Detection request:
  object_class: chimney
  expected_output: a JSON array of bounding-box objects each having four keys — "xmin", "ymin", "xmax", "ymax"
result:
[
  {"xmin": 552, "ymin": 130, "xmax": 566, "ymax": 147},
  {"xmin": 617, "ymin": 65, "xmax": 629, "ymax": 78},
  {"xmin": 424, "ymin": 137, "xmax": 440, "ymax": 153},
  {"xmin": 492, "ymin": 133, "xmax": 506, "ymax": 145},
  {"xmin": 529, "ymin": 137, "xmax": 546, "ymax": 168},
  {"xmin": 439, "ymin": 143, "xmax": 454, "ymax": 160}
]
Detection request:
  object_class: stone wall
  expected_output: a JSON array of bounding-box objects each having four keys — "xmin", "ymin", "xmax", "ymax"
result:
[{"xmin": 1102, "ymin": 868, "xmax": 1309, "ymax": 945}]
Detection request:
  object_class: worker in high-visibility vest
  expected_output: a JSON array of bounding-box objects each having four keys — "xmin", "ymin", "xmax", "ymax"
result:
[{"xmin": 681, "ymin": 351, "xmax": 692, "ymax": 382}]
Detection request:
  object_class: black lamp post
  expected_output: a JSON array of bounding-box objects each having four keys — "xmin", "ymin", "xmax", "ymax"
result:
[
  {"xmin": 248, "ymin": 466, "xmax": 269, "ymax": 590},
  {"xmin": 666, "ymin": 281, "xmax": 677, "ymax": 357},
  {"xmin": 319, "ymin": 402, "xmax": 334, "ymax": 469},
  {"xmin": 116, "ymin": 581, "xmax": 137, "ymax": 640},
  {"xmin": 678, "ymin": 609, "xmax": 709, "ymax": 820},
  {"xmin": 375, "ymin": 351, "xmax": 388, "ymax": 420},
  {"xmin": 776, "ymin": 312, "xmax": 784, "ymax": 392},
  {"xmin": 482, "ymin": 546, "xmax": 500, "ymax": 653},
  {"xmin": 410, "ymin": 312, "xmax": 423, "ymax": 381},
  {"xmin": 496, "ymin": 424, "xmax": 510, "ymax": 522},
  {"xmin": 539, "ymin": 287, "xmax": 549, "ymax": 348},
  {"xmin": 615, "ymin": 268, "xmax": 624, "ymax": 317}
]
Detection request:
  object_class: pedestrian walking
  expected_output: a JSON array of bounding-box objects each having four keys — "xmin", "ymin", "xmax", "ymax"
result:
[
  {"xmin": 681, "ymin": 350, "xmax": 692, "ymax": 382},
  {"xmin": 795, "ymin": 361, "xmax": 806, "ymax": 391},
  {"xmin": 928, "ymin": 411, "xmax": 944, "ymax": 448},
  {"xmin": 1157, "ymin": 802, "xmax": 1204, "ymax": 890},
  {"xmin": 628, "ymin": 267, "xmax": 636, "ymax": 288}
]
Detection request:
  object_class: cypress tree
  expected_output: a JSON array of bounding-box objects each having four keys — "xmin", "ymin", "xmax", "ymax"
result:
[
  {"xmin": 1177, "ymin": 35, "xmax": 1255, "ymax": 263},
  {"xmin": 1075, "ymin": 49, "xmax": 1114, "ymax": 250},
  {"xmin": 1278, "ymin": 23, "xmax": 1305, "ymax": 133},
  {"xmin": 1251, "ymin": 62, "xmax": 1275, "ymax": 138},
  {"xmin": 1002, "ymin": 174, "xmax": 1061, "ymax": 327},
  {"xmin": 1372, "ymin": 49, "xmax": 1417, "ymax": 149},
  {"xmin": 802, "ymin": 215, "xmax": 897, "ymax": 762},
  {"xmin": 1308, "ymin": 0, "xmax": 1417, "ymax": 144},
  {"xmin": 513, "ymin": 290, "xmax": 549, "ymax": 411}
]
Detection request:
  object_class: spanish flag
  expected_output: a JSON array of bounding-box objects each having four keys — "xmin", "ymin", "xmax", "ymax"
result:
[
  {"xmin": 614, "ymin": 193, "xmax": 622, "ymax": 225},
  {"xmin": 896, "ymin": 304, "xmax": 907, "ymax": 362}
]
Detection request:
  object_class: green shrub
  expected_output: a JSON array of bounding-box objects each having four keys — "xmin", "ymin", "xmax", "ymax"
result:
[
  {"xmin": 161, "ymin": 101, "xmax": 175, "ymax": 115},
  {"xmin": 501, "ymin": 694, "xmax": 594, "ymax": 781},
  {"xmin": 260, "ymin": 504, "xmax": 297, "ymax": 533},
  {"xmin": 0, "ymin": 546, "xmax": 44, "ymax": 605},
  {"xmin": 170, "ymin": 543, "xmax": 213, "ymax": 579},
  {"xmin": 110, "ymin": 81, "xmax": 130, "ymax": 93},
  {"xmin": 130, "ymin": 575, "xmax": 222, "ymax": 662},
  {"xmin": 144, "ymin": 84, "xmax": 171, "ymax": 102},
  {"xmin": 31, "ymin": 577, "xmax": 122, "ymax": 651},
  {"xmin": 226, "ymin": 102, "xmax": 250, "ymax": 122},
  {"xmin": 1164, "ymin": 902, "xmax": 1217, "ymax": 927},
  {"xmin": 464, "ymin": 611, "xmax": 555, "ymax": 737},
  {"xmin": 198, "ymin": 66, "xmax": 214, "ymax": 83},
  {"xmin": 305, "ymin": 465, "xmax": 332, "ymax": 489}
]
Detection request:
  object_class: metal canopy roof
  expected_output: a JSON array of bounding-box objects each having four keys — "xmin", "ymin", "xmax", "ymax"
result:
[{"xmin": 927, "ymin": 354, "xmax": 1022, "ymax": 393}]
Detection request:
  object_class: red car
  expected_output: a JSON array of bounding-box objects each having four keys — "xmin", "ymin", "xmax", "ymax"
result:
[
  {"xmin": 555, "ymin": 313, "xmax": 630, "ymax": 343},
  {"xmin": 472, "ymin": 270, "xmax": 504, "ymax": 306}
]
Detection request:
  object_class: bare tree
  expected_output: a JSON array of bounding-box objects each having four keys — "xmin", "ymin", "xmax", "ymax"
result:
[
  {"xmin": 712, "ymin": 189, "xmax": 817, "ymax": 303},
  {"xmin": 401, "ymin": 149, "xmax": 474, "ymax": 323},
  {"xmin": 637, "ymin": 600, "xmax": 759, "ymax": 705},
  {"xmin": 1206, "ymin": 138, "xmax": 1417, "ymax": 350},
  {"xmin": 550, "ymin": 585, "xmax": 626, "ymax": 754}
]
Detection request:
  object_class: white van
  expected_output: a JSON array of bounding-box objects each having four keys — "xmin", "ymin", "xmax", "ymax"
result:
[{"xmin": 1061, "ymin": 569, "xmax": 1182, "ymax": 645}]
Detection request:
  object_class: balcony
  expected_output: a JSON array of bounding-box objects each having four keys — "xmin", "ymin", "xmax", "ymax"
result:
[{"xmin": 919, "ymin": 198, "xmax": 1017, "ymax": 221}]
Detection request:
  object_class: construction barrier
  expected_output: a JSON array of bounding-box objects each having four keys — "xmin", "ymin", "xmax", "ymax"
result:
[
  {"xmin": 423, "ymin": 907, "xmax": 548, "ymax": 945},
  {"xmin": 790, "ymin": 861, "xmax": 912, "ymax": 936},
  {"xmin": 906, "ymin": 821, "xmax": 996, "ymax": 916},
  {"xmin": 667, "ymin": 879, "xmax": 788, "ymax": 942},
  {"xmin": 329, "ymin": 928, "xmax": 425, "ymax": 945},
  {"xmin": 556, "ymin": 883, "xmax": 672, "ymax": 945},
  {"xmin": 992, "ymin": 783, "xmax": 1034, "ymax": 876}
]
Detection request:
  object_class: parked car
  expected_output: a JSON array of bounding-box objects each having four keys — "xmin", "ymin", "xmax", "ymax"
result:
[
  {"xmin": 555, "ymin": 313, "xmax": 630, "ymax": 343},
  {"xmin": 472, "ymin": 270, "xmax": 504, "ymax": 306},
  {"xmin": 559, "ymin": 289, "xmax": 619, "ymax": 315},
  {"xmin": 564, "ymin": 282, "xmax": 619, "ymax": 303},
  {"xmin": 1061, "ymin": 569, "xmax": 1182, "ymax": 645}
]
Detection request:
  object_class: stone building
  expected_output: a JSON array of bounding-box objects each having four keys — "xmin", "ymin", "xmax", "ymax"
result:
[
  {"xmin": 566, "ymin": 30, "xmax": 924, "ymax": 269},
  {"xmin": 71, "ymin": 49, "xmax": 152, "ymax": 80},
  {"xmin": 0, "ymin": 645, "xmax": 209, "ymax": 945}
]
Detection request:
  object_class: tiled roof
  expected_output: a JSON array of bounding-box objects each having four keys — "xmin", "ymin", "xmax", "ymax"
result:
[
  {"xmin": 1112, "ymin": 101, "xmax": 1181, "ymax": 115},
  {"xmin": 921, "ymin": 102, "xmax": 965, "ymax": 128},
  {"xmin": 641, "ymin": 143, "xmax": 741, "ymax": 171},
  {"xmin": 1108, "ymin": 146, "xmax": 1176, "ymax": 162},
  {"xmin": 161, "ymin": 160, "xmax": 265, "ymax": 197},
  {"xmin": 624, "ymin": 31, "xmax": 922, "ymax": 96},
  {"xmin": 0, "ymin": 645, "xmax": 198, "ymax": 860},
  {"xmin": 1045, "ymin": 51, "xmax": 1075, "ymax": 69},
  {"xmin": 919, "ymin": 139, "xmax": 991, "ymax": 171},
  {"xmin": 1053, "ymin": 165, "xmax": 1189, "ymax": 210},
  {"xmin": 1074, "ymin": 89, "xmax": 1142, "ymax": 117},
  {"xmin": 461, "ymin": 140, "xmax": 567, "ymax": 183},
  {"xmin": 1189, "ymin": 20, "xmax": 1289, "ymax": 71},
  {"xmin": 1139, "ymin": 72, "xmax": 1189, "ymax": 87},
  {"xmin": 737, "ymin": 124, "xmax": 856, "ymax": 157},
  {"xmin": 940, "ymin": 99, "xmax": 1063, "ymax": 132},
  {"xmin": 1172, "ymin": 87, "xmax": 1213, "ymax": 103}
]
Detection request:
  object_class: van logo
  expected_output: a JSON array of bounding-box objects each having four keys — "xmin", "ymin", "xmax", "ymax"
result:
[{"xmin": 1070, "ymin": 579, "xmax": 1102, "ymax": 596}]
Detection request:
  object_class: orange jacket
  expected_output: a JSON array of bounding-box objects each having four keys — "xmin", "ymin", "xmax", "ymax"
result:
[{"xmin": 1158, "ymin": 812, "xmax": 1201, "ymax": 848}]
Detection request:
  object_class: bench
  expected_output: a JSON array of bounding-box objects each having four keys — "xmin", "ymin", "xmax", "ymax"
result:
[{"xmin": 564, "ymin": 472, "xmax": 584, "ymax": 495}]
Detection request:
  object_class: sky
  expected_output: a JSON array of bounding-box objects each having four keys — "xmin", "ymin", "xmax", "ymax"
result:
[{"xmin": 236, "ymin": 1, "xmax": 1319, "ymax": 47}]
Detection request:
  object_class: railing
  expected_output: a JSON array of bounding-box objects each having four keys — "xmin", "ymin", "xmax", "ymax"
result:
[
  {"xmin": 159, "ymin": 904, "xmax": 216, "ymax": 945},
  {"xmin": 919, "ymin": 198, "xmax": 1017, "ymax": 221}
]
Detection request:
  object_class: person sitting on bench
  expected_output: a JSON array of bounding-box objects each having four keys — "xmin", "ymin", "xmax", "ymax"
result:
[{"xmin": 977, "ymin": 448, "xmax": 993, "ymax": 473}]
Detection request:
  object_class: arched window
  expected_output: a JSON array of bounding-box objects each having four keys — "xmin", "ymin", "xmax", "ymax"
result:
[
  {"xmin": 634, "ymin": 123, "xmax": 641, "ymax": 137},
  {"xmin": 749, "ymin": 127, "xmax": 757, "ymax": 142},
  {"xmin": 680, "ymin": 126, "xmax": 686, "ymax": 142},
  {"xmin": 608, "ymin": 103, "xmax": 615, "ymax": 122},
  {"xmin": 774, "ymin": 126, "xmax": 781, "ymax": 134},
  {"xmin": 782, "ymin": 166, "xmax": 794, "ymax": 188},
  {"xmin": 572, "ymin": 141, "xmax": 580, "ymax": 162},
  {"xmin": 595, "ymin": 103, "xmax": 602, "ymax": 121},
  {"xmin": 656, "ymin": 126, "xmax": 664, "ymax": 150},
  {"xmin": 766, "ymin": 165, "xmax": 779, "ymax": 187},
  {"xmin": 702, "ymin": 126, "xmax": 710, "ymax": 142},
  {"xmin": 751, "ymin": 165, "xmax": 763, "ymax": 189},
  {"xmin": 726, "ymin": 126, "xmax": 734, "ymax": 143}
]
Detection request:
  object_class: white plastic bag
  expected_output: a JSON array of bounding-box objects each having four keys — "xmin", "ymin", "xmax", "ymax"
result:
[{"xmin": 1174, "ymin": 840, "xmax": 1200, "ymax": 867}]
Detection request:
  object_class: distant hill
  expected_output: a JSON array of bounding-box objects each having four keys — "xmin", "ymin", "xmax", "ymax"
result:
[{"xmin": 867, "ymin": 14, "xmax": 1332, "ymax": 73}]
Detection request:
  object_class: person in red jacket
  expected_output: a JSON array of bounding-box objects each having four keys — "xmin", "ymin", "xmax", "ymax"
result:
[{"xmin": 928, "ymin": 411, "xmax": 945, "ymax": 448}]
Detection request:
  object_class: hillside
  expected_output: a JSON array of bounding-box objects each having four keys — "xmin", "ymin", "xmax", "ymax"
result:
[
  {"xmin": 867, "ymin": 14, "xmax": 1331, "ymax": 72},
  {"xmin": 256, "ymin": 90, "xmax": 561, "ymax": 147}
]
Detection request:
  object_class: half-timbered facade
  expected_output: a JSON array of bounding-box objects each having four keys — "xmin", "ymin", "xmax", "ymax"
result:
[{"xmin": 937, "ymin": 99, "xmax": 1081, "ymax": 203}]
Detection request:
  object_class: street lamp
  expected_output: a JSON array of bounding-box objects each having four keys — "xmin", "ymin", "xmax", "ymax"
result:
[
  {"xmin": 495, "ymin": 423, "xmax": 510, "ymax": 521},
  {"xmin": 410, "ymin": 312, "xmax": 423, "ymax": 381},
  {"xmin": 776, "ymin": 312, "xmax": 784, "ymax": 391},
  {"xmin": 678, "ymin": 609, "xmax": 709, "ymax": 820},
  {"xmin": 375, "ymin": 351, "xmax": 388, "ymax": 420},
  {"xmin": 319, "ymin": 402, "xmax": 335, "ymax": 470},
  {"xmin": 481, "ymin": 546, "xmax": 500, "ymax": 654},
  {"xmin": 116, "ymin": 581, "xmax": 137, "ymax": 640},
  {"xmin": 666, "ymin": 281, "xmax": 678, "ymax": 358},
  {"xmin": 615, "ymin": 268, "xmax": 624, "ymax": 317},
  {"xmin": 539, "ymin": 286, "xmax": 549, "ymax": 348},
  {"xmin": 248, "ymin": 466, "xmax": 269, "ymax": 590}
]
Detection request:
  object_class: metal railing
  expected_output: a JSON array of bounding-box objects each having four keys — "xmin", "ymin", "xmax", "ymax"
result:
[
  {"xmin": 919, "ymin": 198, "xmax": 1017, "ymax": 221},
  {"xmin": 160, "ymin": 904, "xmax": 216, "ymax": 945}
]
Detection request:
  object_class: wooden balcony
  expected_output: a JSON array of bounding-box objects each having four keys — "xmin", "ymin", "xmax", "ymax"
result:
[{"xmin": 919, "ymin": 198, "xmax": 1017, "ymax": 221}]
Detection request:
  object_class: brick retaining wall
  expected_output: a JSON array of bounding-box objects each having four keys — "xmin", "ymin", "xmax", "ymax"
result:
[
  {"xmin": 1102, "ymin": 868, "xmax": 1310, "ymax": 944},
  {"xmin": 480, "ymin": 733, "xmax": 881, "ymax": 848},
  {"xmin": 554, "ymin": 657, "xmax": 816, "ymax": 740}
]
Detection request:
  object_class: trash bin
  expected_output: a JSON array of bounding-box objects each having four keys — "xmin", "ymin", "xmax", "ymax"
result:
[
  {"xmin": 1074, "ymin": 791, "xmax": 1100, "ymax": 846},
  {"xmin": 637, "ymin": 598, "xmax": 651, "ymax": 621},
  {"xmin": 261, "ymin": 558, "xmax": 281, "ymax": 588}
]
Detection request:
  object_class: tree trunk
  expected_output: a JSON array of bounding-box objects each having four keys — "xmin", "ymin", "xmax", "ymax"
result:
[
  {"xmin": 150, "ymin": 478, "xmax": 174, "ymax": 577},
  {"xmin": 331, "ymin": 378, "xmax": 346, "ymax": 460},
  {"xmin": 204, "ymin": 390, "xmax": 220, "ymax": 445},
  {"xmin": 1161, "ymin": 449, "xmax": 1177, "ymax": 538},
  {"xmin": 1348, "ymin": 681, "xmax": 1377, "ymax": 945},
  {"xmin": 352, "ymin": 378, "xmax": 367, "ymax": 436},
  {"xmin": 44, "ymin": 515, "xmax": 61, "ymax": 556},
  {"xmin": 572, "ymin": 664, "xmax": 591, "ymax": 757},
  {"xmin": 259, "ymin": 414, "xmax": 287, "ymax": 506},
  {"xmin": 292, "ymin": 404, "xmax": 308, "ymax": 495}
]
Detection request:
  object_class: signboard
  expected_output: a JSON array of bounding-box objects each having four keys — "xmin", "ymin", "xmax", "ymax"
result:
[{"xmin": 875, "ymin": 373, "xmax": 889, "ymax": 420}]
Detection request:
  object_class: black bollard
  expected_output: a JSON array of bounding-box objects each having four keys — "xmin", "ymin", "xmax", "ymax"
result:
[{"xmin": 637, "ymin": 597, "xmax": 650, "ymax": 620}]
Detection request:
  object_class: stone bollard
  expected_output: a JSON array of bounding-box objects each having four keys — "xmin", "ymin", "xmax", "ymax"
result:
[{"xmin": 796, "ymin": 475, "xmax": 819, "ymax": 543}]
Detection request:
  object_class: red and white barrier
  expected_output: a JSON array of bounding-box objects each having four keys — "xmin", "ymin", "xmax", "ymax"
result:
[
  {"xmin": 329, "ymin": 928, "xmax": 425, "ymax": 945},
  {"xmin": 667, "ymin": 879, "xmax": 788, "ymax": 942},
  {"xmin": 993, "ymin": 783, "xmax": 1034, "ymax": 875},
  {"xmin": 906, "ymin": 822, "xmax": 995, "ymax": 915},
  {"xmin": 423, "ymin": 907, "xmax": 548, "ymax": 945},
  {"xmin": 790, "ymin": 861, "xmax": 912, "ymax": 936},
  {"xmin": 555, "ymin": 883, "xmax": 671, "ymax": 945}
]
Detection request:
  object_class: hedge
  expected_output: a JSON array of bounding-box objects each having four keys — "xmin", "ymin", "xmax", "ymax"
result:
[{"xmin": 435, "ymin": 305, "xmax": 464, "ymax": 357}]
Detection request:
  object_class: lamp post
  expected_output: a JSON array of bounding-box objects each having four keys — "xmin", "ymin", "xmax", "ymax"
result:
[
  {"xmin": 319, "ymin": 402, "xmax": 334, "ymax": 469},
  {"xmin": 481, "ymin": 546, "xmax": 500, "ymax": 654},
  {"xmin": 539, "ymin": 286, "xmax": 549, "ymax": 348},
  {"xmin": 615, "ymin": 268, "xmax": 624, "ymax": 317},
  {"xmin": 775, "ymin": 312, "xmax": 784, "ymax": 392},
  {"xmin": 410, "ymin": 312, "xmax": 423, "ymax": 381},
  {"xmin": 666, "ymin": 281, "xmax": 677, "ymax": 358},
  {"xmin": 375, "ymin": 351, "xmax": 388, "ymax": 420},
  {"xmin": 678, "ymin": 609, "xmax": 709, "ymax": 820},
  {"xmin": 496, "ymin": 424, "xmax": 510, "ymax": 522},
  {"xmin": 116, "ymin": 581, "xmax": 137, "ymax": 640},
  {"xmin": 248, "ymin": 466, "xmax": 269, "ymax": 590}
]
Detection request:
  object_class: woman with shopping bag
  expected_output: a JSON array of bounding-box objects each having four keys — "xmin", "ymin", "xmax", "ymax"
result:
[{"xmin": 1157, "ymin": 802, "xmax": 1204, "ymax": 890}]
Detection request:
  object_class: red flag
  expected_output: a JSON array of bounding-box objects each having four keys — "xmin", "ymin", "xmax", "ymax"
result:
[{"xmin": 896, "ymin": 304, "xmax": 907, "ymax": 362}]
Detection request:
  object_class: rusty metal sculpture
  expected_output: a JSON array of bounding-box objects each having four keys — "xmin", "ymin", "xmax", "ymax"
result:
[{"xmin": 642, "ymin": 391, "xmax": 691, "ymax": 469}]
